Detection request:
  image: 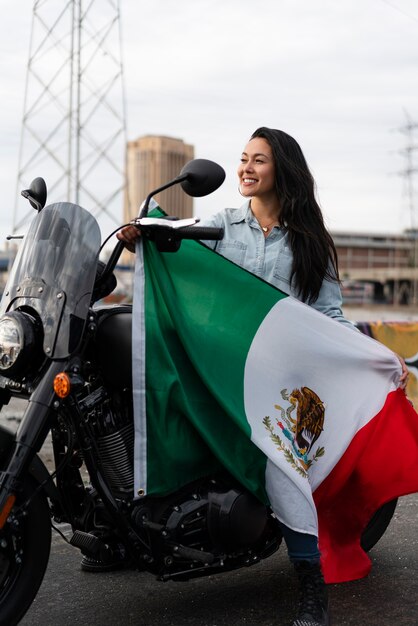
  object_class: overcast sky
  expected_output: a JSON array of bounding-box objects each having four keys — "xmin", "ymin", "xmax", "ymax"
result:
[{"xmin": 1, "ymin": 0, "xmax": 418, "ymax": 244}]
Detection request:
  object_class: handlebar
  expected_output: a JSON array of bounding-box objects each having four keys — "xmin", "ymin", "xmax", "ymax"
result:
[
  {"xmin": 144, "ymin": 224, "xmax": 224, "ymax": 241},
  {"xmin": 95, "ymin": 220, "xmax": 224, "ymax": 297},
  {"xmin": 184, "ymin": 226, "xmax": 224, "ymax": 240},
  {"xmin": 141, "ymin": 222, "xmax": 224, "ymax": 252},
  {"xmin": 130, "ymin": 216, "xmax": 224, "ymax": 243}
]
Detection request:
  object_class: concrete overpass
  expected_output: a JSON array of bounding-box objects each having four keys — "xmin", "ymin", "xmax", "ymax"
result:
[
  {"xmin": 339, "ymin": 266, "xmax": 418, "ymax": 305},
  {"xmin": 333, "ymin": 229, "xmax": 418, "ymax": 305}
]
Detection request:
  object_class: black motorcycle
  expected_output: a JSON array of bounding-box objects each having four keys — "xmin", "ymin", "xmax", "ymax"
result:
[{"xmin": 0, "ymin": 161, "xmax": 397, "ymax": 625}]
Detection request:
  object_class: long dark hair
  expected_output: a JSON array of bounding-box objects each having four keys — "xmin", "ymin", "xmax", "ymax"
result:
[{"xmin": 251, "ymin": 127, "xmax": 340, "ymax": 303}]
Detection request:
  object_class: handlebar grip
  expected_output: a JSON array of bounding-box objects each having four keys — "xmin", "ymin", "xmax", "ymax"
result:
[{"xmin": 176, "ymin": 226, "xmax": 224, "ymax": 241}]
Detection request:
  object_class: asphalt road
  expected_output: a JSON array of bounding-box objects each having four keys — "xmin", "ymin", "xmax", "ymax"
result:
[
  {"xmin": 17, "ymin": 493, "xmax": 418, "ymax": 626},
  {"xmin": 2, "ymin": 400, "xmax": 418, "ymax": 625}
]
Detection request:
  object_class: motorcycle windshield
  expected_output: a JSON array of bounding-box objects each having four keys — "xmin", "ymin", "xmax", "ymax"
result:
[{"xmin": 0, "ymin": 202, "xmax": 101, "ymax": 358}]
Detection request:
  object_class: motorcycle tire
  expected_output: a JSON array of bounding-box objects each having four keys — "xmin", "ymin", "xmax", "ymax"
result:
[
  {"xmin": 360, "ymin": 498, "xmax": 398, "ymax": 552},
  {"xmin": 0, "ymin": 476, "xmax": 51, "ymax": 626}
]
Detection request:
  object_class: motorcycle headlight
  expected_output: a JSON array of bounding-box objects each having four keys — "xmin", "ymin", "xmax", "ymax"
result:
[{"xmin": 0, "ymin": 311, "xmax": 38, "ymax": 375}]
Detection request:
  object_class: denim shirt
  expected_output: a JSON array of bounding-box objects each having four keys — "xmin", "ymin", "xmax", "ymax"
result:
[{"xmin": 199, "ymin": 201, "xmax": 355, "ymax": 329}]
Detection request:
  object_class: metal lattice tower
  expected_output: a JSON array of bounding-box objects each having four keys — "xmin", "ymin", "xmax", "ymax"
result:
[
  {"xmin": 398, "ymin": 109, "xmax": 418, "ymax": 305},
  {"xmin": 399, "ymin": 111, "xmax": 418, "ymax": 226},
  {"xmin": 13, "ymin": 0, "xmax": 128, "ymax": 236}
]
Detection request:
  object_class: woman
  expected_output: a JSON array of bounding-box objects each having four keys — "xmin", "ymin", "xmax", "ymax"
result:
[
  {"xmin": 198, "ymin": 127, "xmax": 355, "ymax": 328},
  {"xmin": 118, "ymin": 127, "xmax": 408, "ymax": 626}
]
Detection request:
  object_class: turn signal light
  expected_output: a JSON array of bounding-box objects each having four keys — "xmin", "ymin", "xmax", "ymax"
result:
[{"xmin": 53, "ymin": 372, "xmax": 71, "ymax": 398}]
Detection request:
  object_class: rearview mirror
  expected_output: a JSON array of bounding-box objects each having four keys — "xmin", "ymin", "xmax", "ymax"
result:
[
  {"xmin": 179, "ymin": 159, "xmax": 226, "ymax": 197},
  {"xmin": 21, "ymin": 177, "xmax": 47, "ymax": 212}
]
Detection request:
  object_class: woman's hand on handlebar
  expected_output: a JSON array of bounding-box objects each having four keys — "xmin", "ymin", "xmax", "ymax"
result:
[
  {"xmin": 116, "ymin": 219, "xmax": 223, "ymax": 253},
  {"xmin": 116, "ymin": 225, "xmax": 141, "ymax": 253}
]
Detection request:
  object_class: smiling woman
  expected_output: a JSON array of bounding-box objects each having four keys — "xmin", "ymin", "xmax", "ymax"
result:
[
  {"xmin": 117, "ymin": 127, "xmax": 362, "ymax": 626},
  {"xmin": 238, "ymin": 138, "xmax": 277, "ymax": 212},
  {"xmin": 199, "ymin": 127, "xmax": 349, "ymax": 315},
  {"xmin": 188, "ymin": 126, "xmax": 408, "ymax": 624},
  {"xmin": 117, "ymin": 126, "xmax": 410, "ymax": 626}
]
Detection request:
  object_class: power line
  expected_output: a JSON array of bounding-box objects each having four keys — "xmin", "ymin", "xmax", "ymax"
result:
[{"xmin": 379, "ymin": 0, "xmax": 418, "ymax": 25}]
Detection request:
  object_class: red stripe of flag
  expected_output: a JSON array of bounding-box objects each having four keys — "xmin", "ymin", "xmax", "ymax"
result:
[{"xmin": 314, "ymin": 389, "xmax": 418, "ymax": 583}]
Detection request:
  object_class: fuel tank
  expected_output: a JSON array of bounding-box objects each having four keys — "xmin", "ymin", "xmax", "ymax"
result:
[{"xmin": 94, "ymin": 305, "xmax": 132, "ymax": 388}]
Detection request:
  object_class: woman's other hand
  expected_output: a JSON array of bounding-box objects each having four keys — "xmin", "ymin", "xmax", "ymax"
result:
[
  {"xmin": 116, "ymin": 224, "xmax": 141, "ymax": 253},
  {"xmin": 397, "ymin": 355, "xmax": 409, "ymax": 390}
]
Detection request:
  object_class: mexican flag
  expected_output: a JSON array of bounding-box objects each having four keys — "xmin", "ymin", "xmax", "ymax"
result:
[{"xmin": 132, "ymin": 227, "xmax": 418, "ymax": 584}]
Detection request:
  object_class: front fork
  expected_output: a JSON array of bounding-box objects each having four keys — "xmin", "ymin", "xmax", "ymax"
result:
[{"xmin": 0, "ymin": 361, "xmax": 63, "ymax": 528}]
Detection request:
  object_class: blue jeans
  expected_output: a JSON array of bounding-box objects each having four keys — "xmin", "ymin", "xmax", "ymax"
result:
[{"xmin": 279, "ymin": 522, "xmax": 321, "ymax": 563}]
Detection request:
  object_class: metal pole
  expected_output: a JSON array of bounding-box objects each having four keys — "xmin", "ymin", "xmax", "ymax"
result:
[
  {"xmin": 67, "ymin": 0, "xmax": 75, "ymax": 201},
  {"xmin": 75, "ymin": 0, "xmax": 82, "ymax": 205}
]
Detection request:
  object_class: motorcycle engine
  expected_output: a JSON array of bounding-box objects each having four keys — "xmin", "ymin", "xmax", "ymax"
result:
[
  {"xmin": 132, "ymin": 479, "xmax": 279, "ymax": 579},
  {"xmin": 166, "ymin": 487, "xmax": 269, "ymax": 548},
  {"xmin": 82, "ymin": 306, "xmax": 135, "ymax": 498},
  {"xmin": 83, "ymin": 390, "xmax": 135, "ymax": 499}
]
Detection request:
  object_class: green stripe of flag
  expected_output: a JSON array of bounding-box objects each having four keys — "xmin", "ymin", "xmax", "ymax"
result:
[{"xmin": 140, "ymin": 235, "xmax": 287, "ymax": 501}]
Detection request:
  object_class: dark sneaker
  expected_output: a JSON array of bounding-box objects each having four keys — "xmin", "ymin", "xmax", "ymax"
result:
[{"xmin": 291, "ymin": 561, "xmax": 330, "ymax": 626}]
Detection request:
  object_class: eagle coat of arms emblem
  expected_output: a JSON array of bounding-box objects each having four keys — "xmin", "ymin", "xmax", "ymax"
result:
[{"xmin": 263, "ymin": 387, "xmax": 325, "ymax": 478}]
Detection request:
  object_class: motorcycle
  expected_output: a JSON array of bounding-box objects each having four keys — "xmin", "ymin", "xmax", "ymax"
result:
[{"xmin": 0, "ymin": 160, "xmax": 397, "ymax": 625}]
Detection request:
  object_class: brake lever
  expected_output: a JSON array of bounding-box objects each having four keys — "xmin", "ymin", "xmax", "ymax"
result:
[{"xmin": 130, "ymin": 216, "xmax": 200, "ymax": 229}]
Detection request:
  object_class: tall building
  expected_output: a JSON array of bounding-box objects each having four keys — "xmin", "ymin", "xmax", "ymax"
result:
[{"xmin": 124, "ymin": 135, "xmax": 195, "ymax": 223}]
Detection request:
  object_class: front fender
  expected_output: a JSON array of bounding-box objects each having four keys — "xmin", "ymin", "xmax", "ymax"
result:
[{"xmin": 0, "ymin": 423, "xmax": 61, "ymax": 505}]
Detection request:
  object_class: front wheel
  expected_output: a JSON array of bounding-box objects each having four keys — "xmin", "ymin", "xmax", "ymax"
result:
[
  {"xmin": 360, "ymin": 498, "xmax": 398, "ymax": 552},
  {"xmin": 0, "ymin": 477, "xmax": 51, "ymax": 626}
]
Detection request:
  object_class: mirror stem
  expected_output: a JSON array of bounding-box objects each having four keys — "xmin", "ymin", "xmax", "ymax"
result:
[
  {"xmin": 138, "ymin": 173, "xmax": 188, "ymax": 218},
  {"xmin": 98, "ymin": 172, "xmax": 190, "ymax": 292},
  {"xmin": 20, "ymin": 190, "xmax": 42, "ymax": 212}
]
